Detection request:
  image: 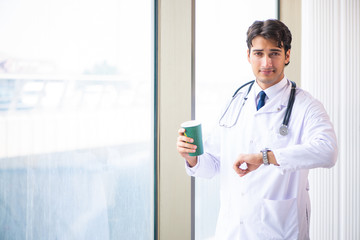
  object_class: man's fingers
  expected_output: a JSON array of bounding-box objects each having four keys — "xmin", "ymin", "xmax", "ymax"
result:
[
  {"xmin": 177, "ymin": 147, "xmax": 197, "ymax": 155},
  {"xmin": 178, "ymin": 128, "xmax": 194, "ymax": 143},
  {"xmin": 239, "ymin": 173, "xmax": 247, "ymax": 177},
  {"xmin": 177, "ymin": 141, "xmax": 197, "ymax": 149},
  {"xmin": 177, "ymin": 137, "xmax": 195, "ymax": 145},
  {"xmin": 234, "ymin": 162, "xmax": 261, "ymax": 177},
  {"xmin": 177, "ymin": 135, "xmax": 197, "ymax": 154},
  {"xmin": 178, "ymin": 128, "xmax": 191, "ymax": 140},
  {"xmin": 177, "ymin": 142, "xmax": 197, "ymax": 152},
  {"xmin": 233, "ymin": 162, "xmax": 240, "ymax": 171},
  {"xmin": 233, "ymin": 163, "xmax": 248, "ymax": 177},
  {"xmin": 237, "ymin": 169, "xmax": 248, "ymax": 177},
  {"xmin": 178, "ymin": 128, "xmax": 185, "ymax": 135},
  {"xmin": 233, "ymin": 163, "xmax": 246, "ymax": 174}
]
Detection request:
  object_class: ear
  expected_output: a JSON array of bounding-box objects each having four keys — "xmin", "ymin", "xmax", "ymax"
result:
[
  {"xmin": 285, "ymin": 49, "xmax": 291, "ymax": 65},
  {"xmin": 247, "ymin": 49, "xmax": 251, "ymax": 63}
]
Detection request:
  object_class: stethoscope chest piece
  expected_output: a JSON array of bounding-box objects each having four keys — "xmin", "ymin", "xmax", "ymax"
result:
[
  {"xmin": 279, "ymin": 124, "xmax": 288, "ymax": 136},
  {"xmin": 279, "ymin": 81, "xmax": 296, "ymax": 136}
]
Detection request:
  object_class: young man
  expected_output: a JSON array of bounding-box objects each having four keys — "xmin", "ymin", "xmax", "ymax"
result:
[{"xmin": 177, "ymin": 19, "xmax": 338, "ymax": 239}]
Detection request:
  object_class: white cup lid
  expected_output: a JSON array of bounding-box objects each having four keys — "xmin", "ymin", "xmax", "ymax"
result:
[{"xmin": 181, "ymin": 120, "xmax": 201, "ymax": 127}]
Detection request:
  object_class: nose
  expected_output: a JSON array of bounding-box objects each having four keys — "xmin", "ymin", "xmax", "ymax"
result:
[{"xmin": 261, "ymin": 55, "xmax": 272, "ymax": 68}]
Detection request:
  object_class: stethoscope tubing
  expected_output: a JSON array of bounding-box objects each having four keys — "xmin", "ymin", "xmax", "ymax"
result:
[{"xmin": 282, "ymin": 81, "xmax": 296, "ymax": 127}]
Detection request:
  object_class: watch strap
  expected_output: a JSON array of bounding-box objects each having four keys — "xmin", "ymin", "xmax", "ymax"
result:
[{"xmin": 261, "ymin": 148, "xmax": 270, "ymax": 165}]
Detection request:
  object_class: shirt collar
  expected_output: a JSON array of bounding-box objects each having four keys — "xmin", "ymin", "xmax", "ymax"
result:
[{"xmin": 254, "ymin": 76, "xmax": 288, "ymax": 101}]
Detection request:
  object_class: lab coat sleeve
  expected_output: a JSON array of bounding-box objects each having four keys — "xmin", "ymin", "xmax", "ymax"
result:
[
  {"xmin": 185, "ymin": 125, "xmax": 221, "ymax": 179},
  {"xmin": 272, "ymin": 95, "xmax": 338, "ymax": 174}
]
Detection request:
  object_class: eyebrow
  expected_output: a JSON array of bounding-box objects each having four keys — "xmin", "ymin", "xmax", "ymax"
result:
[{"xmin": 252, "ymin": 48, "xmax": 282, "ymax": 52}]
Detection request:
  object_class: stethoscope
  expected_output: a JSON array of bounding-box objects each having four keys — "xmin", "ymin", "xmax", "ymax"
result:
[{"xmin": 219, "ymin": 80, "xmax": 296, "ymax": 136}]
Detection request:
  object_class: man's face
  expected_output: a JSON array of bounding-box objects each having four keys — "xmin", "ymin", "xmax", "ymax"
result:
[{"xmin": 247, "ymin": 36, "xmax": 290, "ymax": 89}]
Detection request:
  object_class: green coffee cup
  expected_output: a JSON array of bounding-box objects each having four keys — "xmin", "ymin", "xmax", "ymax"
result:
[{"xmin": 181, "ymin": 120, "xmax": 204, "ymax": 156}]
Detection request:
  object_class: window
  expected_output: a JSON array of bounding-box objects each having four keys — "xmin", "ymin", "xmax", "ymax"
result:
[
  {"xmin": 195, "ymin": 1, "xmax": 278, "ymax": 239},
  {"xmin": 0, "ymin": 0, "xmax": 154, "ymax": 239}
]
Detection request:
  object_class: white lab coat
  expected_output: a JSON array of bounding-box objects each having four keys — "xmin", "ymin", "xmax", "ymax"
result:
[{"xmin": 186, "ymin": 77, "xmax": 338, "ymax": 240}]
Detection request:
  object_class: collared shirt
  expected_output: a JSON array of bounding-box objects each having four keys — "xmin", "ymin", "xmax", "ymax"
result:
[
  {"xmin": 185, "ymin": 77, "xmax": 338, "ymax": 239},
  {"xmin": 254, "ymin": 77, "xmax": 288, "ymax": 108}
]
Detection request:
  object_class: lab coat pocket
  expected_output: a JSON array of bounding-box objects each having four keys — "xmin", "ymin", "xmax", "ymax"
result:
[{"xmin": 260, "ymin": 198, "xmax": 298, "ymax": 239}]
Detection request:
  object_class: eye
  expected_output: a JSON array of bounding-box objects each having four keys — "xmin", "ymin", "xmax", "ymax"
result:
[
  {"xmin": 254, "ymin": 52, "xmax": 263, "ymax": 56},
  {"xmin": 270, "ymin": 52, "xmax": 281, "ymax": 57}
]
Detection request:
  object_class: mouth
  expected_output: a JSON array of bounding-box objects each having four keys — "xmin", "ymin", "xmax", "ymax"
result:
[{"xmin": 259, "ymin": 69, "xmax": 275, "ymax": 75}]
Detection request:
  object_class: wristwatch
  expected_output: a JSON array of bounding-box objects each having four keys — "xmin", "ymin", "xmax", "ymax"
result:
[{"xmin": 261, "ymin": 148, "xmax": 270, "ymax": 165}]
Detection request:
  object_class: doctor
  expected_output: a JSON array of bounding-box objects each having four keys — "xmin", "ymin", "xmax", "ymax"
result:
[{"xmin": 177, "ymin": 19, "xmax": 338, "ymax": 239}]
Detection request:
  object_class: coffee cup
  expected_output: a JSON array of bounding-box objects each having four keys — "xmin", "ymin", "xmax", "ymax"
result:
[{"xmin": 181, "ymin": 120, "xmax": 204, "ymax": 156}]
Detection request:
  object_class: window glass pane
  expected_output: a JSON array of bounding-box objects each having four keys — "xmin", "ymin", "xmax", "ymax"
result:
[
  {"xmin": 195, "ymin": 1, "xmax": 277, "ymax": 239},
  {"xmin": 0, "ymin": 0, "xmax": 154, "ymax": 239}
]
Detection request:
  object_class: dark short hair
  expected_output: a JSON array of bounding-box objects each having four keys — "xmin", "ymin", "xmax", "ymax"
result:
[{"xmin": 246, "ymin": 19, "xmax": 292, "ymax": 65}]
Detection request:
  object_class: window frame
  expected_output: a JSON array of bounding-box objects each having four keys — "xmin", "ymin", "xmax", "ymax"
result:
[{"xmin": 156, "ymin": 0, "xmax": 195, "ymax": 239}]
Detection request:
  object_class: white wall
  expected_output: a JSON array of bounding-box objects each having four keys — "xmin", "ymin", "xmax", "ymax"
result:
[{"xmin": 301, "ymin": 0, "xmax": 360, "ymax": 239}]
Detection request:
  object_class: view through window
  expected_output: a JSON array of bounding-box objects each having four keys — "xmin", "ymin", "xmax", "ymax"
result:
[
  {"xmin": 195, "ymin": 1, "xmax": 277, "ymax": 239},
  {"xmin": 0, "ymin": 0, "xmax": 154, "ymax": 239}
]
